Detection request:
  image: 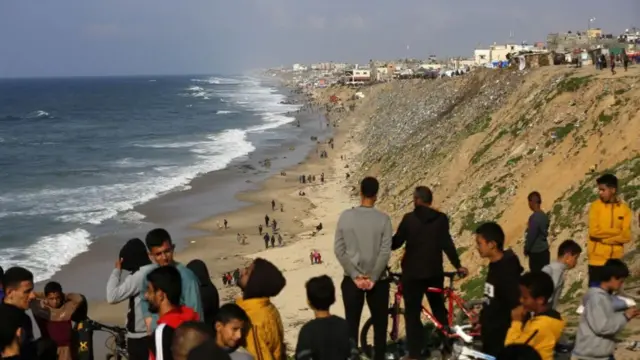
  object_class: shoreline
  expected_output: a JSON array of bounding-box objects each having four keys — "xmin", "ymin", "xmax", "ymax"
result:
[
  {"xmin": 41, "ymin": 84, "xmax": 328, "ymax": 295},
  {"xmin": 87, "ymin": 84, "xmax": 364, "ymax": 353}
]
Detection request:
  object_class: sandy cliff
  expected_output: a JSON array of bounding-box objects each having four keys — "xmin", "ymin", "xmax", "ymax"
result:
[{"xmin": 324, "ymin": 65, "xmax": 640, "ymax": 350}]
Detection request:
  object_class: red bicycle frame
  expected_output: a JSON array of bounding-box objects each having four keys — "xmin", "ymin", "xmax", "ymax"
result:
[{"xmin": 389, "ymin": 275, "xmax": 480, "ymax": 340}]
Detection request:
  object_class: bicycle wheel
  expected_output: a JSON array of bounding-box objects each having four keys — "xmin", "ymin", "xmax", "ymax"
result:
[
  {"xmin": 359, "ymin": 307, "xmax": 405, "ymax": 358},
  {"xmin": 360, "ymin": 308, "xmax": 444, "ymax": 359}
]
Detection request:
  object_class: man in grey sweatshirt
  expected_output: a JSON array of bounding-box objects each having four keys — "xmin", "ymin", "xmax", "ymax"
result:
[
  {"xmin": 573, "ymin": 259, "xmax": 638, "ymax": 360},
  {"xmin": 334, "ymin": 176, "xmax": 392, "ymax": 360},
  {"xmin": 106, "ymin": 238, "xmax": 154, "ymax": 360}
]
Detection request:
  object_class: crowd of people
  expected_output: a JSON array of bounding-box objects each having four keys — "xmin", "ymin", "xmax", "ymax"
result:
[
  {"xmin": 331, "ymin": 173, "xmax": 636, "ymax": 360},
  {"xmin": 0, "ymin": 171, "xmax": 637, "ymax": 360}
]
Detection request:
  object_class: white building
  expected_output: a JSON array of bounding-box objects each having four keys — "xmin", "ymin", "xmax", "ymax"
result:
[
  {"xmin": 292, "ymin": 63, "xmax": 307, "ymax": 72},
  {"xmin": 474, "ymin": 43, "xmax": 537, "ymax": 65},
  {"xmin": 474, "ymin": 49, "xmax": 491, "ymax": 65}
]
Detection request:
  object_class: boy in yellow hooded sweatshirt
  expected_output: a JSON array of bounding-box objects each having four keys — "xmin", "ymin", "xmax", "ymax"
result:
[
  {"xmin": 505, "ymin": 271, "xmax": 565, "ymax": 360},
  {"xmin": 236, "ymin": 258, "xmax": 286, "ymax": 360},
  {"xmin": 587, "ymin": 173, "xmax": 632, "ymax": 287}
]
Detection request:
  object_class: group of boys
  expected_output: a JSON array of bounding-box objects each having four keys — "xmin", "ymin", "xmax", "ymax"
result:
[{"xmin": 475, "ymin": 172, "xmax": 636, "ymax": 360}]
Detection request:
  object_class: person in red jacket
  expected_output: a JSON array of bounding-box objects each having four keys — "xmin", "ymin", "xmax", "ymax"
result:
[{"xmin": 145, "ymin": 266, "xmax": 200, "ymax": 360}]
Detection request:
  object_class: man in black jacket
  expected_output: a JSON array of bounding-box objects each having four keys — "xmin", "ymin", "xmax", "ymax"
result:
[{"xmin": 392, "ymin": 186, "xmax": 467, "ymax": 359}]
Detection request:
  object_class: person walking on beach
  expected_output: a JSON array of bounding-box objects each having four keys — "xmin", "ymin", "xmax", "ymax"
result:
[
  {"xmin": 280, "ymin": 203, "xmax": 284, "ymax": 212},
  {"xmin": 277, "ymin": 233, "xmax": 283, "ymax": 247},
  {"xmin": 610, "ymin": 54, "xmax": 616, "ymax": 75},
  {"xmin": 272, "ymin": 219, "xmax": 278, "ymax": 232},
  {"xmin": 241, "ymin": 234, "xmax": 247, "ymax": 245},
  {"xmin": 258, "ymin": 224, "xmax": 263, "ymax": 235},
  {"xmin": 271, "ymin": 200, "xmax": 276, "ymax": 211},
  {"xmin": 263, "ymin": 233, "xmax": 270, "ymax": 249},
  {"xmin": 233, "ymin": 269, "xmax": 240, "ymax": 286},
  {"xmin": 270, "ymin": 235, "xmax": 275, "ymax": 248},
  {"xmin": 265, "ymin": 215, "xmax": 270, "ymax": 227},
  {"xmin": 334, "ymin": 177, "xmax": 392, "ymax": 360},
  {"xmin": 525, "ymin": 191, "xmax": 550, "ymax": 272},
  {"xmin": 224, "ymin": 219, "xmax": 228, "ymax": 230},
  {"xmin": 222, "ymin": 274, "xmax": 228, "ymax": 287},
  {"xmin": 236, "ymin": 233, "xmax": 242, "ymax": 244}
]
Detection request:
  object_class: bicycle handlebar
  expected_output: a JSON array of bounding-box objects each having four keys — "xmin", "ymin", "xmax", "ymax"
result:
[
  {"xmin": 385, "ymin": 267, "xmax": 467, "ymax": 280},
  {"xmin": 85, "ymin": 319, "xmax": 127, "ymax": 335}
]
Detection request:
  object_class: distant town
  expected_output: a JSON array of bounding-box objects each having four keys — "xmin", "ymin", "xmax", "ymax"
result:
[{"xmin": 268, "ymin": 27, "xmax": 640, "ymax": 87}]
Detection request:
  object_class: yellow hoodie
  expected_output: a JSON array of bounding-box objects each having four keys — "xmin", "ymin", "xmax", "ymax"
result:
[
  {"xmin": 237, "ymin": 297, "xmax": 285, "ymax": 360},
  {"xmin": 505, "ymin": 310, "xmax": 565, "ymax": 360},
  {"xmin": 587, "ymin": 199, "xmax": 632, "ymax": 266}
]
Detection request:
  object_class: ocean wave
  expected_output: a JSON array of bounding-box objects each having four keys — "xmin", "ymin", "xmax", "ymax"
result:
[
  {"xmin": 0, "ymin": 129, "xmax": 255, "ymax": 227},
  {"xmin": 116, "ymin": 211, "xmax": 146, "ymax": 224},
  {"xmin": 26, "ymin": 110, "xmax": 53, "ymax": 119},
  {"xmin": 191, "ymin": 76, "xmax": 242, "ymax": 85},
  {"xmin": 0, "ymin": 75, "xmax": 293, "ymax": 281},
  {"xmin": 0, "ymin": 228, "xmax": 92, "ymax": 283},
  {"xmin": 216, "ymin": 110, "xmax": 236, "ymax": 115}
]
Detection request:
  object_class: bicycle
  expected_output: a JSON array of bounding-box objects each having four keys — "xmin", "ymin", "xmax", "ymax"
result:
[
  {"xmin": 83, "ymin": 319, "xmax": 129, "ymax": 360},
  {"xmin": 359, "ymin": 268, "xmax": 484, "ymax": 359}
]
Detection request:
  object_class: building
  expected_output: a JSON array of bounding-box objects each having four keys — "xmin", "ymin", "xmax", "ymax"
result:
[
  {"xmin": 474, "ymin": 43, "xmax": 537, "ymax": 65},
  {"xmin": 474, "ymin": 49, "xmax": 491, "ymax": 65},
  {"xmin": 344, "ymin": 69, "xmax": 371, "ymax": 82},
  {"xmin": 292, "ymin": 63, "xmax": 307, "ymax": 72},
  {"xmin": 371, "ymin": 67, "xmax": 389, "ymax": 81}
]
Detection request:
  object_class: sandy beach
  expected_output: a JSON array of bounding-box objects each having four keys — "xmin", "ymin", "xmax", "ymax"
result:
[{"xmin": 86, "ymin": 86, "xmax": 366, "ymax": 353}]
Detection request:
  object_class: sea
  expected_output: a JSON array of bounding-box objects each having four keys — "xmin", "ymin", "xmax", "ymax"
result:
[{"xmin": 0, "ymin": 74, "xmax": 305, "ymax": 283}]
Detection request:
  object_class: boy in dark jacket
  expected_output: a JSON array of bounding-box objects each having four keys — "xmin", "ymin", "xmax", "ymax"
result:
[
  {"xmin": 475, "ymin": 222, "xmax": 524, "ymax": 357},
  {"xmin": 295, "ymin": 276, "xmax": 353, "ymax": 360}
]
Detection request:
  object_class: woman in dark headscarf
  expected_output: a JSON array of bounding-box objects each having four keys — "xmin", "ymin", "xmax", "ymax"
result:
[
  {"xmin": 187, "ymin": 259, "xmax": 220, "ymax": 327},
  {"xmin": 106, "ymin": 238, "xmax": 153, "ymax": 360}
]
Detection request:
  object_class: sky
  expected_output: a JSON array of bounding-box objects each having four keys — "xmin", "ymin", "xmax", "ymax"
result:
[{"xmin": 0, "ymin": 0, "xmax": 638, "ymax": 77}]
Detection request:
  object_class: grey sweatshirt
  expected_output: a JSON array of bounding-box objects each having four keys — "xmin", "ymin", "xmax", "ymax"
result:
[
  {"xmin": 334, "ymin": 206, "xmax": 393, "ymax": 282},
  {"xmin": 542, "ymin": 261, "xmax": 567, "ymax": 310},
  {"xmin": 525, "ymin": 211, "xmax": 550, "ymax": 254},
  {"xmin": 106, "ymin": 263, "xmax": 156, "ymax": 338},
  {"xmin": 572, "ymin": 287, "xmax": 628, "ymax": 360}
]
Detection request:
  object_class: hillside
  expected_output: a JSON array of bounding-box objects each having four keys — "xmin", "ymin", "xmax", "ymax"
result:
[{"xmin": 320, "ymin": 65, "xmax": 640, "ymax": 355}]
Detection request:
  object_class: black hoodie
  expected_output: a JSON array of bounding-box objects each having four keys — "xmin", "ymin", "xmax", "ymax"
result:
[
  {"xmin": 243, "ymin": 258, "xmax": 286, "ymax": 300},
  {"xmin": 480, "ymin": 249, "xmax": 524, "ymax": 355},
  {"xmin": 392, "ymin": 206, "xmax": 461, "ymax": 279},
  {"xmin": 187, "ymin": 260, "xmax": 220, "ymax": 326},
  {"xmin": 119, "ymin": 238, "xmax": 151, "ymax": 273}
]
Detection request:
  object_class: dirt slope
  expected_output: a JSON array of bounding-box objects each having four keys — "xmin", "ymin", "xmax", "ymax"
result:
[{"xmin": 326, "ymin": 65, "xmax": 640, "ymax": 356}]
